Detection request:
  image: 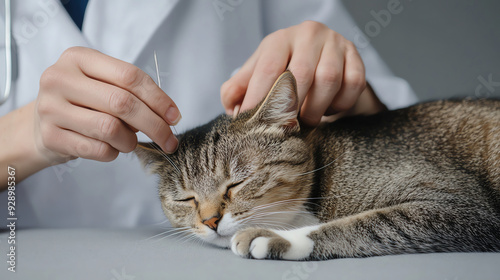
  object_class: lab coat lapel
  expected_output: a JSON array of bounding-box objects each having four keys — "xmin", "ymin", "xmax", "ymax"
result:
[{"xmin": 83, "ymin": 0, "xmax": 179, "ymax": 63}]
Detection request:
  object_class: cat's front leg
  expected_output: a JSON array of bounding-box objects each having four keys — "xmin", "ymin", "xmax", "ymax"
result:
[
  {"xmin": 232, "ymin": 202, "xmax": 500, "ymax": 260},
  {"xmin": 231, "ymin": 225, "xmax": 320, "ymax": 260}
]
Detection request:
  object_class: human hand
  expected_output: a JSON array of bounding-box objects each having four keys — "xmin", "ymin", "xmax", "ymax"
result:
[
  {"xmin": 35, "ymin": 47, "xmax": 181, "ymax": 164},
  {"xmin": 221, "ymin": 21, "xmax": 385, "ymax": 126}
]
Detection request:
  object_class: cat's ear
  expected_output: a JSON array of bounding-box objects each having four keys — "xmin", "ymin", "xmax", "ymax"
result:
[
  {"xmin": 249, "ymin": 70, "xmax": 300, "ymax": 131},
  {"xmin": 134, "ymin": 142, "xmax": 166, "ymax": 174}
]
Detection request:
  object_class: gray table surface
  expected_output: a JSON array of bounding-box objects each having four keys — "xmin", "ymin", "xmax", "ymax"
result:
[{"xmin": 1, "ymin": 227, "xmax": 499, "ymax": 280}]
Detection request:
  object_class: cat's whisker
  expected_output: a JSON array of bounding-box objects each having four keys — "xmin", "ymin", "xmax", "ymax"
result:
[
  {"xmin": 246, "ymin": 204, "xmax": 302, "ymax": 215},
  {"xmin": 147, "ymin": 219, "xmax": 172, "ymax": 227},
  {"xmin": 155, "ymin": 231, "xmax": 191, "ymax": 243},
  {"xmin": 251, "ymin": 195, "xmax": 341, "ymax": 212},
  {"xmin": 255, "ymin": 210, "xmax": 314, "ymax": 218},
  {"xmin": 248, "ymin": 196, "xmax": 331, "ymax": 212},
  {"xmin": 248, "ymin": 208, "xmax": 312, "ymax": 219},
  {"xmin": 158, "ymin": 224, "xmax": 177, "ymax": 230},
  {"xmin": 174, "ymin": 231, "xmax": 196, "ymax": 243},
  {"xmin": 251, "ymin": 198, "xmax": 307, "ymax": 208},
  {"xmin": 239, "ymin": 215, "xmax": 295, "ymax": 225},
  {"xmin": 134, "ymin": 70, "xmax": 500, "ymax": 259},
  {"xmin": 250, "ymin": 203, "xmax": 317, "ymax": 215},
  {"xmin": 241, "ymin": 219, "xmax": 299, "ymax": 231},
  {"xmin": 238, "ymin": 210, "xmax": 312, "ymax": 224},
  {"xmin": 140, "ymin": 226, "xmax": 190, "ymax": 241},
  {"xmin": 247, "ymin": 201, "xmax": 309, "ymax": 213},
  {"xmin": 295, "ymin": 151, "xmax": 347, "ymax": 177},
  {"xmin": 248, "ymin": 199, "xmax": 310, "ymax": 212},
  {"xmin": 238, "ymin": 219, "xmax": 287, "ymax": 229},
  {"xmin": 249, "ymin": 212, "xmax": 308, "ymax": 224},
  {"xmin": 142, "ymin": 227, "xmax": 192, "ymax": 243},
  {"xmin": 162, "ymin": 226, "xmax": 191, "ymax": 231},
  {"xmin": 149, "ymin": 142, "xmax": 181, "ymax": 174},
  {"xmin": 140, "ymin": 231, "xmax": 171, "ymax": 242},
  {"xmin": 248, "ymin": 204, "xmax": 300, "ymax": 214},
  {"xmin": 156, "ymin": 227, "xmax": 190, "ymax": 234},
  {"xmin": 241, "ymin": 216, "xmax": 297, "ymax": 226},
  {"xmin": 178, "ymin": 232, "xmax": 201, "ymax": 245},
  {"xmin": 246, "ymin": 203, "xmax": 318, "ymax": 218},
  {"xmin": 192, "ymin": 237, "xmax": 203, "ymax": 247},
  {"xmin": 176, "ymin": 233, "xmax": 194, "ymax": 243},
  {"xmin": 254, "ymin": 223, "xmax": 290, "ymax": 231}
]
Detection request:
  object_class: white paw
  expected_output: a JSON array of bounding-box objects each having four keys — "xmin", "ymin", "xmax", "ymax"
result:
[
  {"xmin": 274, "ymin": 225, "xmax": 319, "ymax": 260},
  {"xmin": 249, "ymin": 237, "xmax": 270, "ymax": 259},
  {"xmin": 231, "ymin": 225, "xmax": 319, "ymax": 260}
]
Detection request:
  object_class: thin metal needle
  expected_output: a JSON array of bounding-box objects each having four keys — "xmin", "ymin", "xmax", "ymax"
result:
[
  {"xmin": 153, "ymin": 51, "xmax": 178, "ymax": 135},
  {"xmin": 153, "ymin": 50, "xmax": 162, "ymax": 89}
]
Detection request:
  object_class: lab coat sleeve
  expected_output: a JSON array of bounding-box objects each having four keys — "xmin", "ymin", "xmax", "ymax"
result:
[{"xmin": 259, "ymin": 0, "xmax": 419, "ymax": 110}]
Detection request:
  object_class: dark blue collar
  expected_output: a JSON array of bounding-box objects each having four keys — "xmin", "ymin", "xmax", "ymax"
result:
[{"xmin": 61, "ymin": 0, "xmax": 89, "ymax": 30}]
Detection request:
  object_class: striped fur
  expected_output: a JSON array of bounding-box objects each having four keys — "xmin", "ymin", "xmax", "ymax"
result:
[{"xmin": 136, "ymin": 71, "xmax": 500, "ymax": 260}]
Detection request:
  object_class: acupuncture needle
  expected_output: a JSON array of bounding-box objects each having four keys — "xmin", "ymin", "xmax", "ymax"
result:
[{"xmin": 154, "ymin": 51, "xmax": 178, "ymax": 135}]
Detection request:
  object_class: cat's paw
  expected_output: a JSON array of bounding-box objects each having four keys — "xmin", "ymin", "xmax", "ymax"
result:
[{"xmin": 231, "ymin": 226, "xmax": 319, "ymax": 260}]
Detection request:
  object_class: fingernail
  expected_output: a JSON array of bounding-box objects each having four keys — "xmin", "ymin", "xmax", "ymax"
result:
[
  {"xmin": 166, "ymin": 107, "xmax": 182, "ymax": 125},
  {"xmin": 164, "ymin": 134, "xmax": 179, "ymax": 154},
  {"xmin": 233, "ymin": 104, "xmax": 241, "ymax": 117}
]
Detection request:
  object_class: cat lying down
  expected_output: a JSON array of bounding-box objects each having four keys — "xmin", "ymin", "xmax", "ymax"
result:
[{"xmin": 135, "ymin": 71, "xmax": 500, "ymax": 260}]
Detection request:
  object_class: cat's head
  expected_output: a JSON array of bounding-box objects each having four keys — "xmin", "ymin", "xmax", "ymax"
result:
[{"xmin": 135, "ymin": 71, "xmax": 316, "ymax": 247}]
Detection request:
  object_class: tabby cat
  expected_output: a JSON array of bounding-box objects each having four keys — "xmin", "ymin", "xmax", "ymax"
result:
[{"xmin": 135, "ymin": 71, "xmax": 500, "ymax": 260}]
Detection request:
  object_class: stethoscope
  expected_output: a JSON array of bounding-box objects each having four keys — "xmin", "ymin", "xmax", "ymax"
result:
[{"xmin": 0, "ymin": 0, "xmax": 12, "ymax": 105}]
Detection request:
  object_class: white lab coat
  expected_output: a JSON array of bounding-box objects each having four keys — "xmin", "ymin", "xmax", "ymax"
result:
[{"xmin": 0, "ymin": 0, "xmax": 417, "ymax": 228}]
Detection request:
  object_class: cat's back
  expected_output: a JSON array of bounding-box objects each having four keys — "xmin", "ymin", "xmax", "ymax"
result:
[
  {"xmin": 406, "ymin": 98, "xmax": 500, "ymax": 129},
  {"xmin": 331, "ymin": 98, "xmax": 499, "ymax": 134},
  {"xmin": 321, "ymin": 99, "xmax": 499, "ymax": 155},
  {"xmin": 409, "ymin": 99, "xmax": 500, "ymax": 189},
  {"xmin": 313, "ymin": 99, "xmax": 500, "ymax": 220},
  {"xmin": 327, "ymin": 99, "xmax": 499, "ymax": 173},
  {"xmin": 391, "ymin": 99, "xmax": 496, "ymax": 183}
]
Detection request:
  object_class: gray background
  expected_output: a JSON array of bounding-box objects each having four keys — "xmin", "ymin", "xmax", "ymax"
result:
[
  {"xmin": 2, "ymin": 2, "xmax": 500, "ymax": 280},
  {"xmin": 2, "ymin": 228, "xmax": 500, "ymax": 280},
  {"xmin": 342, "ymin": 0, "xmax": 500, "ymax": 101}
]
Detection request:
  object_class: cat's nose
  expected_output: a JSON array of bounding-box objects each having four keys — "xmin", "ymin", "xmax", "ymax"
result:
[{"xmin": 202, "ymin": 215, "xmax": 221, "ymax": 231}]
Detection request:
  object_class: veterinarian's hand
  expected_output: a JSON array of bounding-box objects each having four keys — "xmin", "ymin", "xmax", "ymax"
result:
[
  {"xmin": 221, "ymin": 21, "xmax": 386, "ymax": 126},
  {"xmin": 35, "ymin": 47, "xmax": 181, "ymax": 164}
]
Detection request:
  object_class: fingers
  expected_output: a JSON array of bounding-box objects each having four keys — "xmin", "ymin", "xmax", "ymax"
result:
[
  {"xmin": 36, "ymin": 46, "xmax": 182, "ymax": 164},
  {"xmin": 239, "ymin": 31, "xmax": 290, "ymax": 112},
  {"xmin": 287, "ymin": 24, "xmax": 324, "ymax": 108},
  {"xmin": 49, "ymin": 47, "xmax": 180, "ymax": 154},
  {"xmin": 220, "ymin": 65, "xmax": 254, "ymax": 115},
  {"xmin": 297, "ymin": 32, "xmax": 345, "ymax": 126},
  {"xmin": 222, "ymin": 21, "xmax": 369, "ymax": 127},
  {"xmin": 58, "ymin": 74, "xmax": 178, "ymax": 154},
  {"xmin": 38, "ymin": 122, "xmax": 119, "ymax": 162},
  {"xmin": 60, "ymin": 47, "xmax": 181, "ymax": 125},
  {"xmin": 330, "ymin": 41, "xmax": 366, "ymax": 114},
  {"xmin": 45, "ymin": 100, "xmax": 138, "ymax": 153}
]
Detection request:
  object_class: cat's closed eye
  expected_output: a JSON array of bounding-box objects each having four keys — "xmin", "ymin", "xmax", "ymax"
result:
[
  {"xmin": 135, "ymin": 71, "xmax": 500, "ymax": 260},
  {"xmin": 175, "ymin": 197, "xmax": 198, "ymax": 207}
]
